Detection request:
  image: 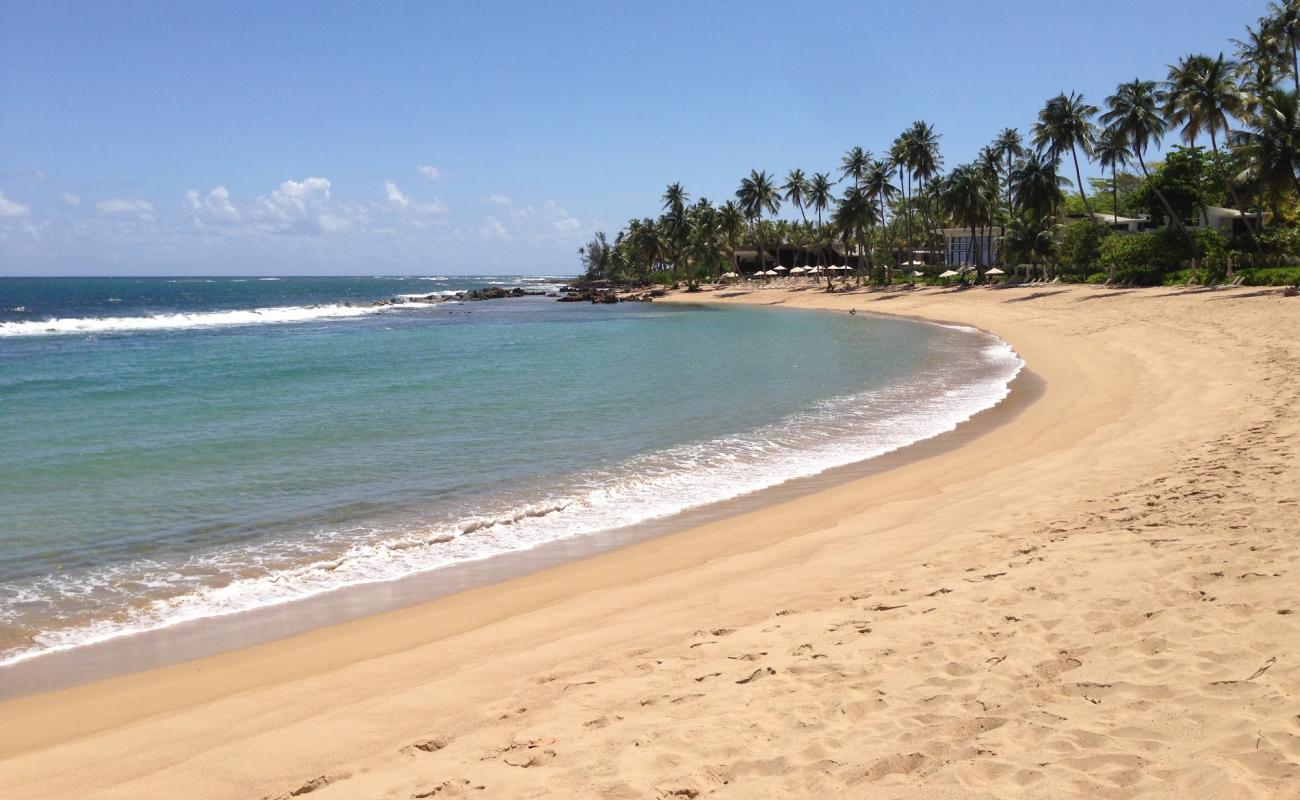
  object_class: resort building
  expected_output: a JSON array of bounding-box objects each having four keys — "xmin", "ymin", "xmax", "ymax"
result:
[{"xmin": 942, "ymin": 228, "xmax": 1000, "ymax": 266}]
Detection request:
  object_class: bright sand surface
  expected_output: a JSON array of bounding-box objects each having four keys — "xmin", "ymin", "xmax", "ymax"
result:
[{"xmin": 1, "ymin": 283, "xmax": 1298, "ymax": 799}]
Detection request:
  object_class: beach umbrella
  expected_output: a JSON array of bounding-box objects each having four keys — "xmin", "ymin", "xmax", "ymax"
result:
[
  {"xmin": 903, "ymin": 259, "xmax": 926, "ymax": 267},
  {"xmin": 985, "ymin": 267, "xmax": 1005, "ymax": 275},
  {"xmin": 720, "ymin": 271, "xmax": 738, "ymax": 279},
  {"xmin": 910, "ymin": 270, "xmax": 925, "ymax": 277},
  {"xmin": 790, "ymin": 267, "xmax": 806, "ymax": 274},
  {"xmin": 774, "ymin": 266, "xmax": 788, "ymax": 272},
  {"xmin": 938, "ymin": 269, "xmax": 960, "ymax": 278}
]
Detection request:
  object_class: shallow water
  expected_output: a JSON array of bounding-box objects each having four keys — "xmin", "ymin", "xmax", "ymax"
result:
[{"xmin": 0, "ymin": 276, "xmax": 1021, "ymax": 666}]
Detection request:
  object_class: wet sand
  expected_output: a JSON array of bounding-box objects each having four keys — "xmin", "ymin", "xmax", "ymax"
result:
[{"xmin": 1, "ymin": 282, "xmax": 1297, "ymax": 798}]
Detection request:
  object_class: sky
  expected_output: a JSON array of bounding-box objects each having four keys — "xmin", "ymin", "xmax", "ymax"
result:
[{"xmin": 0, "ymin": 0, "xmax": 1266, "ymax": 276}]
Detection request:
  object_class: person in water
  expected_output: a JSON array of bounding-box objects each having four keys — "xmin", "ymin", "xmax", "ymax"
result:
[{"xmin": 849, "ymin": 308, "xmax": 856, "ymax": 316}]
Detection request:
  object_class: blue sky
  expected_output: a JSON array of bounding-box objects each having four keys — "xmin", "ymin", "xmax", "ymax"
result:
[{"xmin": 0, "ymin": 0, "xmax": 1264, "ymax": 276}]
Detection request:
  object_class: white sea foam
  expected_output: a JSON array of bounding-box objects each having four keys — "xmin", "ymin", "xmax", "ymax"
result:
[
  {"xmin": 0, "ymin": 304, "xmax": 390, "ymax": 337},
  {"xmin": 0, "ymin": 327, "xmax": 1022, "ymax": 667}
]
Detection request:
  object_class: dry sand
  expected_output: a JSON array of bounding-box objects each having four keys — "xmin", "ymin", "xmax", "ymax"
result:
[{"xmin": 1, "ymin": 282, "xmax": 1297, "ymax": 799}]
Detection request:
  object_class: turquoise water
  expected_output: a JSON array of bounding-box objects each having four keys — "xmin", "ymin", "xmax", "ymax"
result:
[{"xmin": 0, "ymin": 276, "xmax": 1020, "ymax": 665}]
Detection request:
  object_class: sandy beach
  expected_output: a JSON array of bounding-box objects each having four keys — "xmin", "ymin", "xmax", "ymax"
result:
[{"xmin": 1, "ymin": 282, "xmax": 1297, "ymax": 799}]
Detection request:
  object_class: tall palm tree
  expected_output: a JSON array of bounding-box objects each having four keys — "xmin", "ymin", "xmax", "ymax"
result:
[
  {"xmin": 1102, "ymin": 78, "xmax": 1200, "ymax": 276},
  {"xmin": 782, "ymin": 169, "xmax": 810, "ymax": 222},
  {"xmin": 1267, "ymin": 0, "xmax": 1300, "ymax": 95},
  {"xmin": 1092, "ymin": 126, "xmax": 1134, "ymax": 224},
  {"xmin": 1009, "ymin": 152, "xmax": 1068, "ymax": 220},
  {"xmin": 890, "ymin": 133, "xmax": 914, "ymax": 259},
  {"xmin": 736, "ymin": 170, "xmax": 781, "ymax": 274},
  {"xmin": 840, "ymin": 147, "xmax": 870, "ymax": 190},
  {"xmin": 1031, "ymin": 91, "xmax": 1099, "ymax": 216},
  {"xmin": 1233, "ymin": 22, "xmax": 1283, "ymax": 109},
  {"xmin": 807, "ymin": 172, "xmax": 833, "ymax": 227},
  {"xmin": 904, "ymin": 121, "xmax": 943, "ymax": 264},
  {"xmin": 992, "ymin": 128, "xmax": 1025, "ymax": 262},
  {"xmin": 1166, "ymin": 52, "xmax": 1258, "ymax": 238},
  {"xmin": 807, "ymin": 173, "xmax": 834, "ymax": 276},
  {"xmin": 717, "ymin": 201, "xmax": 746, "ymax": 274},
  {"xmin": 863, "ymin": 159, "xmax": 898, "ymax": 277},
  {"xmin": 661, "ymin": 183, "xmax": 690, "ymax": 284}
]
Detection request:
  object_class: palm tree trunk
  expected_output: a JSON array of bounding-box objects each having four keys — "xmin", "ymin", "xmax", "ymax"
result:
[
  {"xmin": 1070, "ymin": 144, "xmax": 1093, "ymax": 216},
  {"xmin": 1292, "ymin": 32, "xmax": 1299, "ymax": 96},
  {"xmin": 1112, "ymin": 164, "xmax": 1119, "ymax": 224},
  {"xmin": 901, "ymin": 165, "xmax": 913, "ymax": 261}
]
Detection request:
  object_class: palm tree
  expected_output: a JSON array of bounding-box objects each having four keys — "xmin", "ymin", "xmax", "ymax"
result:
[
  {"xmin": 1102, "ymin": 78, "xmax": 1201, "ymax": 277},
  {"xmin": 685, "ymin": 198, "xmax": 721, "ymax": 287},
  {"xmin": 1031, "ymin": 91, "xmax": 1099, "ymax": 216},
  {"xmin": 1233, "ymin": 88, "xmax": 1300, "ymax": 218},
  {"xmin": 904, "ymin": 121, "xmax": 943, "ymax": 262},
  {"xmin": 1003, "ymin": 214, "xmax": 1057, "ymax": 280},
  {"xmin": 863, "ymin": 160, "xmax": 898, "ymax": 278},
  {"xmin": 661, "ymin": 183, "xmax": 690, "ymax": 284},
  {"xmin": 840, "ymin": 147, "xmax": 870, "ymax": 190},
  {"xmin": 717, "ymin": 201, "xmax": 746, "ymax": 274},
  {"xmin": 736, "ymin": 170, "xmax": 781, "ymax": 274},
  {"xmin": 782, "ymin": 169, "xmax": 810, "ymax": 222},
  {"xmin": 1233, "ymin": 22, "xmax": 1283, "ymax": 108},
  {"xmin": 890, "ymin": 133, "xmax": 914, "ymax": 259},
  {"xmin": 832, "ymin": 186, "xmax": 876, "ymax": 289},
  {"xmin": 992, "ymin": 128, "xmax": 1025, "ymax": 263},
  {"xmin": 941, "ymin": 164, "xmax": 996, "ymax": 273},
  {"xmin": 1267, "ymin": 0, "xmax": 1300, "ymax": 95},
  {"xmin": 1166, "ymin": 52, "xmax": 1259, "ymax": 240},
  {"xmin": 1009, "ymin": 152, "xmax": 1068, "ymax": 220},
  {"xmin": 807, "ymin": 172, "xmax": 834, "ymax": 225},
  {"xmin": 1092, "ymin": 126, "xmax": 1134, "ymax": 224}
]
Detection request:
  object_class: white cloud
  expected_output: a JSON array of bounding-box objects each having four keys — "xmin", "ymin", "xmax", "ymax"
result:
[
  {"xmin": 61, "ymin": 192, "xmax": 81, "ymax": 208},
  {"xmin": 384, "ymin": 180, "xmax": 448, "ymax": 215},
  {"xmin": 480, "ymin": 216, "xmax": 509, "ymax": 238},
  {"xmin": 0, "ymin": 191, "xmax": 31, "ymax": 218},
  {"xmin": 486, "ymin": 193, "xmax": 512, "ymax": 205},
  {"xmin": 417, "ymin": 165, "xmax": 444, "ymax": 181},
  {"xmin": 384, "ymin": 180, "xmax": 412, "ymax": 208},
  {"xmin": 185, "ymin": 186, "xmax": 240, "ymax": 222},
  {"xmin": 256, "ymin": 177, "xmax": 346, "ymax": 235},
  {"xmin": 97, "ymin": 198, "xmax": 155, "ymax": 216},
  {"xmin": 182, "ymin": 177, "xmax": 368, "ymax": 237}
]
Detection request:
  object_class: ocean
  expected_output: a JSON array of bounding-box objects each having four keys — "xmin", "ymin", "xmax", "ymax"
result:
[{"xmin": 0, "ymin": 276, "xmax": 1022, "ymax": 673}]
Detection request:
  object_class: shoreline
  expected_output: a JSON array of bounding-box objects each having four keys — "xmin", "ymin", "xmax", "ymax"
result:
[
  {"xmin": 2, "ymin": 284, "xmax": 1296, "ymax": 798},
  {"xmin": 0, "ymin": 305, "xmax": 1027, "ymax": 700}
]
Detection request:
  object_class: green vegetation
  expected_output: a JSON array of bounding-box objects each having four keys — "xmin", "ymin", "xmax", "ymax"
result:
[{"xmin": 581, "ymin": 1, "xmax": 1300, "ymax": 290}]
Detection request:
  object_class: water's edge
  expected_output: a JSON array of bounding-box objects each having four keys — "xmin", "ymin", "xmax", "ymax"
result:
[{"xmin": 0, "ymin": 308, "xmax": 1032, "ymax": 700}]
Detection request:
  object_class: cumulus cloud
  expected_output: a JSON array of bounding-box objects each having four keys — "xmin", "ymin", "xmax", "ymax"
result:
[
  {"xmin": 61, "ymin": 192, "xmax": 81, "ymax": 207},
  {"xmin": 417, "ymin": 165, "xmax": 444, "ymax": 181},
  {"xmin": 184, "ymin": 186, "xmax": 240, "ymax": 222},
  {"xmin": 183, "ymin": 177, "xmax": 363, "ymax": 236},
  {"xmin": 0, "ymin": 191, "xmax": 31, "ymax": 218},
  {"xmin": 486, "ymin": 193, "xmax": 512, "ymax": 205}
]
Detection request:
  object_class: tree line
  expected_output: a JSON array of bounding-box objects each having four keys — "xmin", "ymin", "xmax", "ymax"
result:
[{"xmin": 580, "ymin": 1, "xmax": 1300, "ymax": 289}]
